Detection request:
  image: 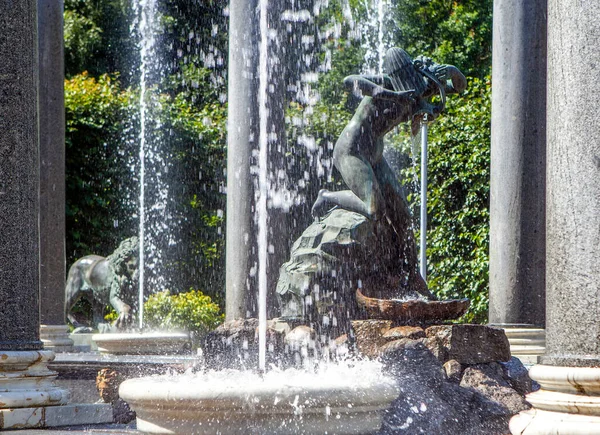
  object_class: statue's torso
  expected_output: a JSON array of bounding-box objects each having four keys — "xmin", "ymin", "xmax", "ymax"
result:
[{"xmin": 337, "ymin": 96, "xmax": 414, "ymax": 164}]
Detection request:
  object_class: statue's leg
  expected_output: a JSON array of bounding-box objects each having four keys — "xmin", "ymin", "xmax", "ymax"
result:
[
  {"xmin": 373, "ymin": 158, "xmax": 435, "ymax": 300},
  {"xmin": 65, "ymin": 266, "xmax": 84, "ymax": 326},
  {"xmin": 312, "ymin": 153, "xmax": 384, "ymax": 219},
  {"xmin": 372, "ymin": 157, "xmax": 412, "ymax": 225}
]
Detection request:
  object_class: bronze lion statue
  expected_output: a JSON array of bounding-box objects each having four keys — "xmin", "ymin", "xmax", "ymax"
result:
[{"xmin": 65, "ymin": 237, "xmax": 139, "ymax": 331}]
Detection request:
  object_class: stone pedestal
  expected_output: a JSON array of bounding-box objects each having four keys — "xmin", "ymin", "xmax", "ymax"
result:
[
  {"xmin": 0, "ymin": 350, "xmax": 76, "ymax": 430},
  {"xmin": 510, "ymin": 1, "xmax": 600, "ymax": 433},
  {"xmin": 38, "ymin": 0, "xmax": 73, "ymax": 352},
  {"xmin": 489, "ymin": 0, "xmax": 547, "ymax": 331}
]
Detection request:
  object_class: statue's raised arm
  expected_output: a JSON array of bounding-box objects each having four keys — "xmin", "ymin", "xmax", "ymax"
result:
[{"xmin": 343, "ymin": 74, "xmax": 415, "ymax": 103}]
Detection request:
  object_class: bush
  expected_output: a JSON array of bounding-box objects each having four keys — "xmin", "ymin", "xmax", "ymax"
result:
[
  {"xmin": 143, "ymin": 290, "xmax": 224, "ymax": 340},
  {"xmin": 64, "ymin": 72, "xmax": 137, "ymax": 263}
]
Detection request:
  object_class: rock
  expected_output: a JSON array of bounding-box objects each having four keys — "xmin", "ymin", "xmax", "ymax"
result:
[
  {"xmin": 379, "ymin": 339, "xmax": 486, "ymax": 434},
  {"xmin": 460, "ymin": 362, "xmax": 531, "ymax": 415},
  {"xmin": 351, "ymin": 320, "xmax": 392, "ymax": 358},
  {"xmin": 334, "ymin": 334, "xmax": 348, "ymax": 346},
  {"xmin": 285, "ymin": 325, "xmax": 316, "ymax": 348},
  {"xmin": 499, "ymin": 356, "xmax": 534, "ymax": 395},
  {"xmin": 112, "ymin": 398, "xmax": 136, "ymax": 424},
  {"xmin": 331, "ymin": 334, "xmax": 351, "ymax": 358},
  {"xmin": 378, "ymin": 334, "xmax": 528, "ymax": 435},
  {"xmin": 380, "ymin": 338, "xmax": 446, "ymax": 384},
  {"xmin": 202, "ymin": 318, "xmax": 287, "ymax": 369},
  {"xmin": 426, "ymin": 325, "xmax": 511, "ymax": 364},
  {"xmin": 382, "ymin": 325, "xmax": 425, "ymax": 341},
  {"xmin": 422, "ymin": 335, "xmax": 447, "ymax": 362},
  {"xmin": 276, "ymin": 208, "xmax": 430, "ymax": 332},
  {"xmin": 443, "ymin": 359, "xmax": 464, "ymax": 383}
]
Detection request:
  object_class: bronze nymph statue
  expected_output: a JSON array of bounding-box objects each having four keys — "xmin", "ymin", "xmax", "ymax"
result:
[{"xmin": 276, "ymin": 48, "xmax": 468, "ymax": 330}]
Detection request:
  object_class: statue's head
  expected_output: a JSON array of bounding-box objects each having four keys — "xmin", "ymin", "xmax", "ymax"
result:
[
  {"xmin": 107, "ymin": 236, "xmax": 139, "ymax": 278},
  {"xmin": 383, "ymin": 47, "xmax": 427, "ymax": 97}
]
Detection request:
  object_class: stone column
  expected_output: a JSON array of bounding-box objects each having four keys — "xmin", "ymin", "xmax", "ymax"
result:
[
  {"xmin": 38, "ymin": 0, "xmax": 73, "ymax": 352},
  {"xmin": 225, "ymin": 0, "xmax": 259, "ymax": 320},
  {"xmin": 225, "ymin": 0, "xmax": 290, "ymax": 320},
  {"xmin": 488, "ymin": 0, "xmax": 547, "ymax": 362},
  {"xmin": 510, "ymin": 2, "xmax": 600, "ymax": 433},
  {"xmin": 0, "ymin": 0, "xmax": 69, "ymax": 429}
]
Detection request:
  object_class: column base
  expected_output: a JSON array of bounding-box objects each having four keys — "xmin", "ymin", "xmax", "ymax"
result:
[
  {"xmin": 0, "ymin": 403, "xmax": 114, "ymax": 430},
  {"xmin": 511, "ymin": 408, "xmax": 600, "ymax": 434},
  {"xmin": 0, "ymin": 349, "xmax": 69, "ymax": 408},
  {"xmin": 499, "ymin": 326, "xmax": 546, "ymax": 365},
  {"xmin": 510, "ymin": 365, "xmax": 600, "ymax": 434},
  {"xmin": 40, "ymin": 324, "xmax": 74, "ymax": 352}
]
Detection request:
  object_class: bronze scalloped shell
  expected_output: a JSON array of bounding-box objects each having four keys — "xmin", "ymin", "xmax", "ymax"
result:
[{"xmin": 356, "ymin": 289, "xmax": 470, "ymax": 323}]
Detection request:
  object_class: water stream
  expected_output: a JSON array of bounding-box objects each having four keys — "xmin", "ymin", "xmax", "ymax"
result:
[
  {"xmin": 135, "ymin": 0, "xmax": 165, "ymax": 329},
  {"xmin": 136, "ymin": 0, "xmax": 157, "ymax": 329},
  {"xmin": 257, "ymin": 0, "xmax": 270, "ymax": 373}
]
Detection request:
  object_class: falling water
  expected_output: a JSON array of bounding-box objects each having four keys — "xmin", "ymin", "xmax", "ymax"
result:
[
  {"xmin": 136, "ymin": 0, "xmax": 158, "ymax": 329},
  {"xmin": 377, "ymin": 0, "xmax": 385, "ymax": 73},
  {"xmin": 257, "ymin": 0, "xmax": 270, "ymax": 372}
]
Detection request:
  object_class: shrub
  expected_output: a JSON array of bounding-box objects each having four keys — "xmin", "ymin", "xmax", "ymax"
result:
[
  {"xmin": 143, "ymin": 290, "xmax": 224, "ymax": 340},
  {"xmin": 65, "ymin": 72, "xmax": 138, "ymax": 263}
]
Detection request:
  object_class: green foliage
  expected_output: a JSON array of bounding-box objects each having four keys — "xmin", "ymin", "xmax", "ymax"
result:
[
  {"xmin": 408, "ymin": 77, "xmax": 491, "ymax": 323},
  {"xmin": 144, "ymin": 290, "xmax": 224, "ymax": 339},
  {"xmin": 64, "ymin": 9, "xmax": 102, "ymax": 74},
  {"xmin": 64, "ymin": 72, "xmax": 137, "ymax": 262},
  {"xmin": 391, "ymin": 0, "xmax": 493, "ymax": 78},
  {"xmin": 64, "ymin": 0, "xmax": 136, "ymax": 80},
  {"xmin": 104, "ymin": 307, "xmax": 119, "ymax": 323}
]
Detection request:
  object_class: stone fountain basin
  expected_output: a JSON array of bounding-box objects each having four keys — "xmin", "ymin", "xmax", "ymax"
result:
[
  {"xmin": 356, "ymin": 289, "xmax": 470, "ymax": 323},
  {"xmin": 92, "ymin": 331, "xmax": 190, "ymax": 355},
  {"xmin": 119, "ymin": 361, "xmax": 399, "ymax": 434}
]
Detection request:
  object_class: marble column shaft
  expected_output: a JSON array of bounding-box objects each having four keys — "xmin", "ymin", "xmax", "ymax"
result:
[
  {"xmin": 38, "ymin": 0, "xmax": 67, "ymax": 327},
  {"xmin": 542, "ymin": 0, "xmax": 600, "ymax": 366},
  {"xmin": 225, "ymin": 0, "xmax": 259, "ymax": 320},
  {"xmin": 0, "ymin": 0, "xmax": 42, "ymax": 351},
  {"xmin": 489, "ymin": 0, "xmax": 547, "ymax": 327},
  {"xmin": 225, "ymin": 0, "xmax": 291, "ymax": 320}
]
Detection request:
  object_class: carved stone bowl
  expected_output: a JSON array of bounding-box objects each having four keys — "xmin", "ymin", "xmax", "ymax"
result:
[{"xmin": 356, "ymin": 289, "xmax": 470, "ymax": 324}]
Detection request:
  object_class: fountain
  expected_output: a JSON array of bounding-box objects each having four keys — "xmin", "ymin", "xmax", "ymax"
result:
[
  {"xmin": 117, "ymin": 2, "xmax": 531, "ymax": 434},
  {"xmin": 4, "ymin": 0, "xmax": 600, "ymax": 431},
  {"xmin": 119, "ymin": 1, "xmax": 406, "ymax": 433}
]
